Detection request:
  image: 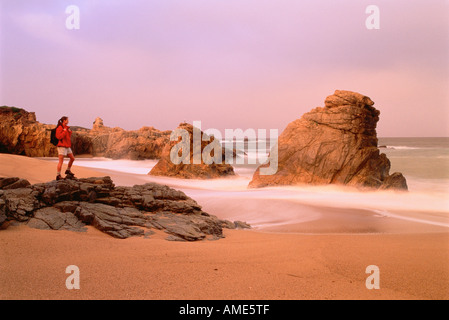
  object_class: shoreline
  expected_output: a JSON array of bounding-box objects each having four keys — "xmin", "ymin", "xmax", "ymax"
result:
[{"xmin": 2, "ymin": 154, "xmax": 448, "ymax": 235}]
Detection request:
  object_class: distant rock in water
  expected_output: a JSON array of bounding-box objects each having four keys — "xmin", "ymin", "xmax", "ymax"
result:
[
  {"xmin": 149, "ymin": 123, "xmax": 235, "ymax": 179},
  {"xmin": 0, "ymin": 106, "xmax": 170, "ymax": 160},
  {"xmin": 0, "ymin": 176, "xmax": 249, "ymax": 241},
  {"xmin": 249, "ymin": 90, "xmax": 408, "ymax": 191}
]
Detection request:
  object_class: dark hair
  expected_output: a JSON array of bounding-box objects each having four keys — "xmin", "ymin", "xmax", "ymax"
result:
[{"xmin": 57, "ymin": 116, "xmax": 68, "ymax": 127}]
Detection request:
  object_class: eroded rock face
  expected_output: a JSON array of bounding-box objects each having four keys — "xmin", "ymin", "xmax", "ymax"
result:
[
  {"xmin": 78, "ymin": 119, "xmax": 171, "ymax": 160},
  {"xmin": 249, "ymin": 90, "xmax": 408, "ymax": 190},
  {"xmin": 149, "ymin": 123, "xmax": 235, "ymax": 179},
  {"xmin": 0, "ymin": 106, "xmax": 170, "ymax": 159},
  {"xmin": 0, "ymin": 176, "xmax": 250, "ymax": 241},
  {"xmin": 0, "ymin": 107, "xmax": 57, "ymax": 157}
]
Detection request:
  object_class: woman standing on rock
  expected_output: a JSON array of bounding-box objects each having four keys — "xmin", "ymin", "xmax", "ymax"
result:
[{"xmin": 55, "ymin": 116, "xmax": 75, "ymax": 180}]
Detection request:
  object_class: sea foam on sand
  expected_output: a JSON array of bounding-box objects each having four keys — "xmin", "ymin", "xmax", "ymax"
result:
[{"xmin": 52, "ymin": 157, "xmax": 449, "ymax": 234}]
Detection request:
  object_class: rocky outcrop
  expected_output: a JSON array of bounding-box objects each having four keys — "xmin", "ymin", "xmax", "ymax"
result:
[
  {"xmin": 0, "ymin": 176, "xmax": 250, "ymax": 240},
  {"xmin": 0, "ymin": 107, "xmax": 57, "ymax": 157},
  {"xmin": 249, "ymin": 90, "xmax": 408, "ymax": 190},
  {"xmin": 0, "ymin": 107, "xmax": 170, "ymax": 160},
  {"xmin": 77, "ymin": 117, "xmax": 171, "ymax": 160},
  {"xmin": 149, "ymin": 123, "xmax": 235, "ymax": 179}
]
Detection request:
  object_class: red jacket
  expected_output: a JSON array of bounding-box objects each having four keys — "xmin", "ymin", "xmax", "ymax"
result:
[{"xmin": 55, "ymin": 124, "xmax": 72, "ymax": 148}]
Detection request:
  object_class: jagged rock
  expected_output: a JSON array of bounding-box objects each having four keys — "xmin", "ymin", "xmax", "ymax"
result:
[
  {"xmin": 92, "ymin": 117, "xmax": 105, "ymax": 131},
  {"xmin": 75, "ymin": 202, "xmax": 147, "ymax": 239},
  {"xmin": 149, "ymin": 123, "xmax": 235, "ymax": 179},
  {"xmin": 2, "ymin": 187, "xmax": 39, "ymax": 222},
  {"xmin": 0, "ymin": 176, "xmax": 249, "ymax": 240},
  {"xmin": 379, "ymin": 172, "xmax": 408, "ymax": 190},
  {"xmin": 28, "ymin": 207, "xmax": 87, "ymax": 232},
  {"xmin": 79, "ymin": 126, "xmax": 171, "ymax": 160},
  {"xmin": 234, "ymin": 221, "xmax": 252, "ymax": 229},
  {"xmin": 0, "ymin": 107, "xmax": 56, "ymax": 157},
  {"xmin": 1, "ymin": 178, "xmax": 31, "ymax": 190},
  {"xmin": 0, "ymin": 178, "xmax": 20, "ymax": 189},
  {"xmin": 249, "ymin": 90, "xmax": 408, "ymax": 190}
]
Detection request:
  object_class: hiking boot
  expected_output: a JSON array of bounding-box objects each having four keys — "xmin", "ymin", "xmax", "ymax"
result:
[
  {"xmin": 65, "ymin": 169, "xmax": 75, "ymax": 177},
  {"xmin": 56, "ymin": 174, "xmax": 64, "ymax": 181}
]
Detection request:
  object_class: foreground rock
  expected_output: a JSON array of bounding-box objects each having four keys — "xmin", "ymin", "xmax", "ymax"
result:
[
  {"xmin": 149, "ymin": 123, "xmax": 235, "ymax": 179},
  {"xmin": 0, "ymin": 176, "xmax": 250, "ymax": 240},
  {"xmin": 249, "ymin": 90, "xmax": 408, "ymax": 190},
  {"xmin": 0, "ymin": 107, "xmax": 170, "ymax": 159}
]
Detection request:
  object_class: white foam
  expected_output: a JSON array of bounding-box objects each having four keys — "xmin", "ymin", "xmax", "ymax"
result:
[
  {"xmin": 56, "ymin": 158, "xmax": 449, "ymax": 230},
  {"xmin": 385, "ymin": 146, "xmax": 421, "ymax": 150},
  {"xmin": 372, "ymin": 210, "xmax": 449, "ymax": 228}
]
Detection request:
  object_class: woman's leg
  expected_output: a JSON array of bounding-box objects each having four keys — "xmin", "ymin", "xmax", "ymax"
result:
[
  {"xmin": 57, "ymin": 155, "xmax": 64, "ymax": 175},
  {"xmin": 67, "ymin": 153, "xmax": 75, "ymax": 169}
]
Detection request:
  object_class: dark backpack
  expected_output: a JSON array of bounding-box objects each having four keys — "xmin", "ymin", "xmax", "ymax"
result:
[{"xmin": 50, "ymin": 126, "xmax": 60, "ymax": 146}]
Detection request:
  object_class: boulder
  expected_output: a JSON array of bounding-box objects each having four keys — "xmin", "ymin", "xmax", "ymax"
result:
[
  {"xmin": 149, "ymin": 123, "xmax": 235, "ymax": 179},
  {"xmin": 249, "ymin": 90, "xmax": 408, "ymax": 190}
]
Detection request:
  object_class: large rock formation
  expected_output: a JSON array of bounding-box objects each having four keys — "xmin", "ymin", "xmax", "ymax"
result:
[
  {"xmin": 249, "ymin": 90, "xmax": 408, "ymax": 190},
  {"xmin": 149, "ymin": 123, "xmax": 235, "ymax": 179},
  {"xmin": 0, "ymin": 107, "xmax": 170, "ymax": 160},
  {"xmin": 0, "ymin": 176, "xmax": 250, "ymax": 241},
  {"xmin": 0, "ymin": 107, "xmax": 56, "ymax": 157},
  {"xmin": 75, "ymin": 117, "xmax": 171, "ymax": 160}
]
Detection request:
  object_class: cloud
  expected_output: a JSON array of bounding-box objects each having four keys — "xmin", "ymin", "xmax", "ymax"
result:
[{"xmin": 9, "ymin": 11, "xmax": 74, "ymax": 46}]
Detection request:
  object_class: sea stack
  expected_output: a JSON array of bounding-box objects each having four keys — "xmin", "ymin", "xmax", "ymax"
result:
[
  {"xmin": 249, "ymin": 90, "xmax": 408, "ymax": 190},
  {"xmin": 149, "ymin": 123, "xmax": 235, "ymax": 179}
]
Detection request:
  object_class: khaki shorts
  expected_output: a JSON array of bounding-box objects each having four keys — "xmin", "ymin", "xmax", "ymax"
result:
[{"xmin": 57, "ymin": 147, "xmax": 73, "ymax": 156}]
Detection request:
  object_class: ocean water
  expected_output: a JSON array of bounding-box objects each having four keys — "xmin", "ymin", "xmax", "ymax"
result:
[
  {"xmin": 50, "ymin": 137, "xmax": 449, "ymax": 232},
  {"xmin": 378, "ymin": 137, "xmax": 449, "ymax": 193}
]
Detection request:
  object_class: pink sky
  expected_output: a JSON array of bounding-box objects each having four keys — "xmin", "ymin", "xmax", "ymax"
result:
[{"xmin": 1, "ymin": 0, "xmax": 448, "ymax": 137}]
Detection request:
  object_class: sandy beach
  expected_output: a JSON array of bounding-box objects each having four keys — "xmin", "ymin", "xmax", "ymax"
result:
[
  {"xmin": 1, "ymin": 154, "xmax": 448, "ymax": 300},
  {"xmin": 0, "ymin": 154, "xmax": 107, "ymax": 184}
]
